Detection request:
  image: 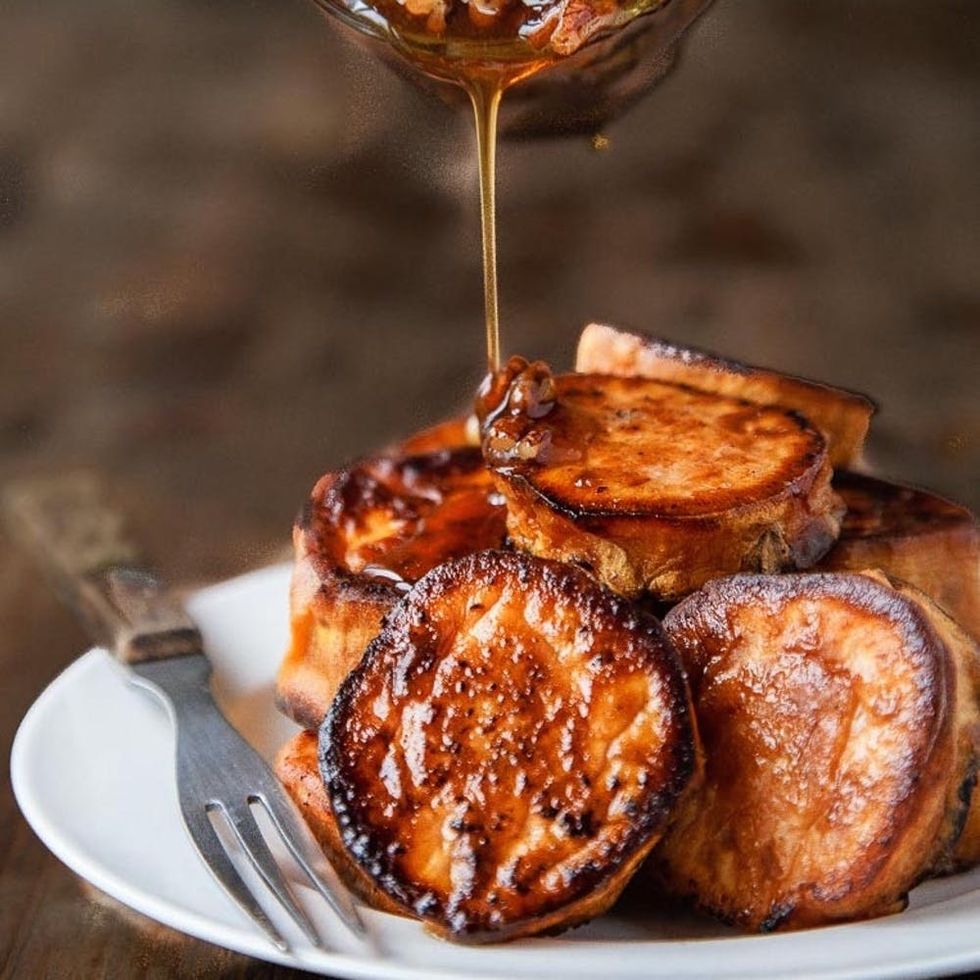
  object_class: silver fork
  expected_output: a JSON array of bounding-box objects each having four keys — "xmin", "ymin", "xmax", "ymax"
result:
[{"xmin": 5, "ymin": 473, "xmax": 369, "ymax": 953}]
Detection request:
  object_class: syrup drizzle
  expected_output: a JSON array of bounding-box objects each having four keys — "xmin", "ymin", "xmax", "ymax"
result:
[
  {"xmin": 316, "ymin": 2, "xmax": 554, "ymax": 373},
  {"xmin": 462, "ymin": 62, "xmax": 551, "ymax": 371},
  {"xmin": 315, "ymin": 0, "xmax": 717, "ymax": 375},
  {"xmin": 468, "ymin": 78, "xmax": 504, "ymax": 372}
]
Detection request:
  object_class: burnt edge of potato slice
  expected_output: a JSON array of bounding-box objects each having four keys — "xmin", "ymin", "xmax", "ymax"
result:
[
  {"xmin": 478, "ymin": 357, "xmax": 843, "ymax": 599},
  {"xmin": 884, "ymin": 579, "xmax": 980, "ymax": 874},
  {"xmin": 299, "ymin": 445, "xmax": 504, "ymax": 586},
  {"xmin": 576, "ymin": 322, "xmax": 875, "ymax": 468},
  {"xmin": 657, "ymin": 571, "xmax": 970, "ymax": 931},
  {"xmin": 831, "ymin": 471, "xmax": 977, "ymax": 539},
  {"xmin": 277, "ymin": 434, "xmax": 507, "ymax": 729},
  {"xmin": 320, "ymin": 550, "xmax": 700, "ymax": 942},
  {"xmin": 275, "ymin": 731, "xmax": 407, "ymax": 917},
  {"xmin": 821, "ymin": 472, "xmax": 979, "ymax": 638}
]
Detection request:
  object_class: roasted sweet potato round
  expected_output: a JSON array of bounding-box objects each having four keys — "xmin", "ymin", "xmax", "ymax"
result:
[
  {"xmin": 321, "ymin": 550, "xmax": 700, "ymax": 942},
  {"xmin": 657, "ymin": 571, "xmax": 976, "ymax": 931},
  {"xmin": 278, "ymin": 437, "xmax": 506, "ymax": 728},
  {"xmin": 576, "ymin": 322, "xmax": 875, "ymax": 468},
  {"xmin": 479, "ymin": 357, "xmax": 843, "ymax": 600}
]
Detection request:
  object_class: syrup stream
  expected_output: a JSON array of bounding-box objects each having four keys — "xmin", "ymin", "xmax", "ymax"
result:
[
  {"xmin": 468, "ymin": 79, "xmax": 504, "ymax": 373},
  {"xmin": 316, "ymin": 0, "xmax": 717, "ymax": 377}
]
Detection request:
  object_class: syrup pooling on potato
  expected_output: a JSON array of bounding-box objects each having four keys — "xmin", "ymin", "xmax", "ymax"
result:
[
  {"xmin": 658, "ymin": 572, "xmax": 965, "ymax": 931},
  {"xmin": 307, "ymin": 446, "xmax": 506, "ymax": 586},
  {"xmin": 321, "ymin": 550, "xmax": 699, "ymax": 940},
  {"xmin": 478, "ymin": 357, "xmax": 843, "ymax": 598},
  {"xmin": 479, "ymin": 356, "xmax": 830, "ymax": 515},
  {"xmin": 477, "ymin": 355, "xmax": 565, "ymax": 468}
]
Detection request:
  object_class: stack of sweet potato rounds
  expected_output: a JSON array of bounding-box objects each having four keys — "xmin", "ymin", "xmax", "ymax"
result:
[{"xmin": 275, "ymin": 322, "xmax": 980, "ymax": 943}]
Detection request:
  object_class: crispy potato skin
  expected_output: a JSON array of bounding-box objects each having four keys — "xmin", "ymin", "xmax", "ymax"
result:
[
  {"xmin": 277, "ymin": 435, "xmax": 506, "ymax": 729},
  {"xmin": 885, "ymin": 582, "xmax": 980, "ymax": 873},
  {"xmin": 274, "ymin": 731, "xmax": 406, "ymax": 916},
  {"xmin": 820, "ymin": 472, "xmax": 979, "ymax": 638},
  {"xmin": 820, "ymin": 478, "xmax": 980, "ymax": 866},
  {"xmin": 575, "ymin": 323, "xmax": 874, "ymax": 468},
  {"xmin": 321, "ymin": 550, "xmax": 701, "ymax": 942},
  {"xmin": 656, "ymin": 571, "xmax": 975, "ymax": 931},
  {"xmin": 480, "ymin": 361, "xmax": 843, "ymax": 600}
]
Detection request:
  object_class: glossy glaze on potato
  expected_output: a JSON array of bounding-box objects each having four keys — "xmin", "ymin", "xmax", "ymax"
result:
[
  {"xmin": 479, "ymin": 357, "xmax": 843, "ymax": 599},
  {"xmin": 820, "ymin": 471, "xmax": 979, "ymax": 637},
  {"xmin": 656, "ymin": 571, "xmax": 978, "ymax": 931},
  {"xmin": 278, "ymin": 431, "xmax": 506, "ymax": 728},
  {"xmin": 575, "ymin": 322, "xmax": 874, "ymax": 468},
  {"xmin": 321, "ymin": 550, "xmax": 700, "ymax": 942}
]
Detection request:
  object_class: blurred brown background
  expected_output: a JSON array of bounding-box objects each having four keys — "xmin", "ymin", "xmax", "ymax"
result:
[{"xmin": 1, "ymin": 0, "xmax": 978, "ymax": 976}]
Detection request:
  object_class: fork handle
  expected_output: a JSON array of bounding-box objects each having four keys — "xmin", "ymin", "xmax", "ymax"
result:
[{"xmin": 3, "ymin": 472, "xmax": 203, "ymax": 664}]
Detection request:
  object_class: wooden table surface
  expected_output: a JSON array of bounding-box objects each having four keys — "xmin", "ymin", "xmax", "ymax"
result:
[{"xmin": 1, "ymin": 0, "xmax": 977, "ymax": 976}]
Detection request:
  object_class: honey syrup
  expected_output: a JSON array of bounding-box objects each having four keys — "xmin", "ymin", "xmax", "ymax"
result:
[{"xmin": 310, "ymin": 0, "xmax": 715, "ymax": 370}]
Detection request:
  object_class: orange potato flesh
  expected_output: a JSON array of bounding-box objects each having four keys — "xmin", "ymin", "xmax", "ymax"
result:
[
  {"xmin": 657, "ymin": 571, "xmax": 977, "ymax": 931},
  {"xmin": 322, "ymin": 550, "xmax": 700, "ymax": 942},
  {"xmin": 479, "ymin": 358, "xmax": 843, "ymax": 599},
  {"xmin": 278, "ymin": 431, "xmax": 506, "ymax": 729}
]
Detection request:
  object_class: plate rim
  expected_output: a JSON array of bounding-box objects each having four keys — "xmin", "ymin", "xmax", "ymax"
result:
[{"xmin": 11, "ymin": 564, "xmax": 980, "ymax": 980}]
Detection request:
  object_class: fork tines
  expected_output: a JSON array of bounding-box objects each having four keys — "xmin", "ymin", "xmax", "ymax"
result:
[{"xmin": 131, "ymin": 655, "xmax": 369, "ymax": 953}]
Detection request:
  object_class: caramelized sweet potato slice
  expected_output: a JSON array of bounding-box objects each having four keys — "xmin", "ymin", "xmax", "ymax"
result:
[
  {"xmin": 278, "ymin": 435, "xmax": 506, "ymax": 729},
  {"xmin": 656, "ymin": 571, "xmax": 979, "ymax": 931},
  {"xmin": 321, "ymin": 550, "xmax": 700, "ymax": 942},
  {"xmin": 576, "ymin": 323, "xmax": 875, "ymax": 468},
  {"xmin": 820, "ymin": 471, "xmax": 979, "ymax": 638},
  {"xmin": 478, "ymin": 358, "xmax": 843, "ymax": 600}
]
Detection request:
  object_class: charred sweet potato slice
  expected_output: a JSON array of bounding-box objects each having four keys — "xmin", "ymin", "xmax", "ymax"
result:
[
  {"xmin": 820, "ymin": 471, "xmax": 979, "ymax": 638},
  {"xmin": 478, "ymin": 357, "xmax": 843, "ymax": 600},
  {"xmin": 321, "ymin": 550, "xmax": 700, "ymax": 942},
  {"xmin": 576, "ymin": 323, "xmax": 875, "ymax": 468},
  {"xmin": 656, "ymin": 571, "xmax": 978, "ymax": 931},
  {"xmin": 278, "ymin": 436, "xmax": 506, "ymax": 729}
]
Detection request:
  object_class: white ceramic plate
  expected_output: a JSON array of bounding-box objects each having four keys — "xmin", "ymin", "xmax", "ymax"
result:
[{"xmin": 11, "ymin": 564, "xmax": 980, "ymax": 980}]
